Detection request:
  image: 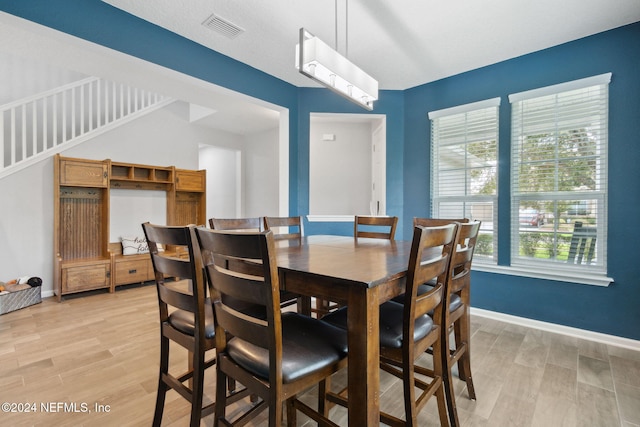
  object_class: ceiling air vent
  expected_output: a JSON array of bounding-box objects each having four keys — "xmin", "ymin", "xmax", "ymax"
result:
[{"xmin": 202, "ymin": 14, "xmax": 245, "ymax": 39}]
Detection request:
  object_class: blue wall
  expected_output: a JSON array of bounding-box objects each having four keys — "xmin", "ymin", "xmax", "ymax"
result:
[
  {"xmin": 3, "ymin": 1, "xmax": 639, "ymax": 340},
  {"xmin": 403, "ymin": 22, "xmax": 640, "ymax": 340}
]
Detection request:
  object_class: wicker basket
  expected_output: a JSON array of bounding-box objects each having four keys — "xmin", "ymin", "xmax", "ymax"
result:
[{"xmin": 0, "ymin": 286, "xmax": 42, "ymax": 315}]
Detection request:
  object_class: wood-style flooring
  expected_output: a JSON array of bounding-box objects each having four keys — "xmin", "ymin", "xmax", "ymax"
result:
[{"xmin": 0, "ymin": 283, "xmax": 638, "ymax": 426}]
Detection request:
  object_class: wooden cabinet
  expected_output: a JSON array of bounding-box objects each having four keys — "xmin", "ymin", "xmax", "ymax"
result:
[{"xmin": 54, "ymin": 155, "xmax": 205, "ymax": 300}]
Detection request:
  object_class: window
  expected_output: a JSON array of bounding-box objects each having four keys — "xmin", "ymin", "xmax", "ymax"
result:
[
  {"xmin": 429, "ymin": 98, "xmax": 500, "ymax": 261},
  {"xmin": 510, "ymin": 73, "xmax": 610, "ymax": 276}
]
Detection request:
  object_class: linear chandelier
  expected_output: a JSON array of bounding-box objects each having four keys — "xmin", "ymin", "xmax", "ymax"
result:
[{"xmin": 295, "ymin": 27, "xmax": 378, "ymax": 111}]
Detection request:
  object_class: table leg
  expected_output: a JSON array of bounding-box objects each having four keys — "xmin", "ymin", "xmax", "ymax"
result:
[{"xmin": 346, "ymin": 287, "xmax": 380, "ymax": 426}]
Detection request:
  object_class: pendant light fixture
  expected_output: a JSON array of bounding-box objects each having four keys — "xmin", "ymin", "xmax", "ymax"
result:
[{"xmin": 295, "ymin": 0, "xmax": 378, "ymax": 110}]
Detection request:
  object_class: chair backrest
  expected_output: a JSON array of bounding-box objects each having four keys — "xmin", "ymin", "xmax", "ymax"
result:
[
  {"xmin": 142, "ymin": 222, "xmax": 207, "ymax": 339},
  {"xmin": 413, "ymin": 217, "xmax": 470, "ymax": 227},
  {"xmin": 264, "ymin": 216, "xmax": 303, "ymax": 241},
  {"xmin": 194, "ymin": 228, "xmax": 283, "ymax": 379},
  {"xmin": 404, "ymin": 224, "xmax": 458, "ymax": 344},
  {"xmin": 209, "ymin": 217, "xmax": 264, "ymax": 232},
  {"xmin": 448, "ymin": 221, "xmax": 481, "ymax": 296},
  {"xmin": 354, "ymin": 215, "xmax": 398, "ymax": 240},
  {"xmin": 567, "ymin": 221, "xmax": 597, "ymax": 264}
]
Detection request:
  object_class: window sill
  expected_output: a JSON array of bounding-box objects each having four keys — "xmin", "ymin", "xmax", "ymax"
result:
[
  {"xmin": 307, "ymin": 215, "xmax": 355, "ymax": 222},
  {"xmin": 472, "ymin": 263, "xmax": 613, "ymax": 287}
]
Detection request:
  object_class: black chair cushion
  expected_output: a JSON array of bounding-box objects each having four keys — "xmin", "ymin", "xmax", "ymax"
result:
[
  {"xmin": 392, "ymin": 283, "xmax": 462, "ymax": 313},
  {"xmin": 322, "ymin": 302, "xmax": 435, "ymax": 349},
  {"xmin": 168, "ymin": 298, "xmax": 215, "ymax": 339},
  {"xmin": 226, "ymin": 312, "xmax": 348, "ymax": 383}
]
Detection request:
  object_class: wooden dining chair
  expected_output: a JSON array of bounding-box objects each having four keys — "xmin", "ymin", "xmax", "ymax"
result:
[
  {"xmin": 264, "ymin": 216, "xmax": 303, "ymax": 240},
  {"xmin": 211, "ymin": 216, "xmax": 298, "ymax": 309},
  {"xmin": 142, "ymin": 223, "xmax": 244, "ymax": 427},
  {"xmin": 209, "ymin": 217, "xmax": 264, "ymax": 232},
  {"xmin": 399, "ymin": 219, "xmax": 481, "ymax": 425},
  {"xmin": 315, "ymin": 215, "xmax": 400, "ymax": 318},
  {"xmin": 414, "ymin": 217, "xmax": 469, "ymax": 227},
  {"xmin": 193, "ymin": 228, "xmax": 349, "ymax": 427},
  {"xmin": 323, "ymin": 224, "xmax": 458, "ymax": 426},
  {"xmin": 354, "ymin": 215, "xmax": 398, "ymax": 239}
]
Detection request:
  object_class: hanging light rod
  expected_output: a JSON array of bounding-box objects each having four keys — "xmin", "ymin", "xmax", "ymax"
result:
[{"xmin": 295, "ymin": 28, "xmax": 378, "ymax": 111}]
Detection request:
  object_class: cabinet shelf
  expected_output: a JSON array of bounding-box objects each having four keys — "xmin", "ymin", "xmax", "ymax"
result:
[{"xmin": 110, "ymin": 162, "xmax": 174, "ymax": 184}]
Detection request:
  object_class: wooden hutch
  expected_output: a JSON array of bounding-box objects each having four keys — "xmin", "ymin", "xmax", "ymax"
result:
[{"xmin": 53, "ymin": 154, "xmax": 206, "ymax": 301}]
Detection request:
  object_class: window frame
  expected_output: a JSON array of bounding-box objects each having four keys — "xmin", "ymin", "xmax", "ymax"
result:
[
  {"xmin": 429, "ymin": 97, "xmax": 500, "ymax": 264},
  {"xmin": 508, "ymin": 73, "xmax": 612, "ymax": 285}
]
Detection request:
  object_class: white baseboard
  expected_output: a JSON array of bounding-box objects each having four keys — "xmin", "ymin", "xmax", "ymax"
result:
[{"xmin": 471, "ymin": 307, "xmax": 640, "ymax": 351}]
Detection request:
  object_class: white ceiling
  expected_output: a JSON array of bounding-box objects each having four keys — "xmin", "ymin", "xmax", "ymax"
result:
[{"xmin": 101, "ymin": 0, "xmax": 640, "ymax": 90}]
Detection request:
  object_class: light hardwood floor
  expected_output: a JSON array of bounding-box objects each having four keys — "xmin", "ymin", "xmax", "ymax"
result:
[{"xmin": 0, "ymin": 283, "xmax": 638, "ymax": 426}]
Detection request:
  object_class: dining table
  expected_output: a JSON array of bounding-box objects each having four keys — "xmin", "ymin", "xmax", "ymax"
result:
[{"xmin": 274, "ymin": 234, "xmax": 413, "ymax": 426}]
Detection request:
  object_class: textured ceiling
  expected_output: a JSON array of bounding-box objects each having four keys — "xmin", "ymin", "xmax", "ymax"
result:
[{"xmin": 101, "ymin": 0, "xmax": 640, "ymax": 90}]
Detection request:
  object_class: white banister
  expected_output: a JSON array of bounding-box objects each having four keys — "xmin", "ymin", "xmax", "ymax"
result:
[{"xmin": 0, "ymin": 77, "xmax": 173, "ymax": 179}]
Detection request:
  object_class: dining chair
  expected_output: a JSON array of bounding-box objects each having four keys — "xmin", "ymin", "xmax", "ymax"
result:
[
  {"xmin": 397, "ymin": 219, "xmax": 481, "ymax": 425},
  {"xmin": 211, "ymin": 216, "xmax": 298, "ymax": 309},
  {"xmin": 414, "ymin": 217, "xmax": 469, "ymax": 227},
  {"xmin": 209, "ymin": 217, "xmax": 264, "ymax": 232},
  {"xmin": 354, "ymin": 215, "xmax": 398, "ymax": 239},
  {"xmin": 142, "ymin": 223, "xmax": 245, "ymax": 427},
  {"xmin": 314, "ymin": 215, "xmax": 400, "ymax": 319},
  {"xmin": 264, "ymin": 216, "xmax": 303, "ymax": 241},
  {"xmin": 194, "ymin": 227, "xmax": 349, "ymax": 426},
  {"xmin": 324, "ymin": 224, "xmax": 458, "ymax": 426}
]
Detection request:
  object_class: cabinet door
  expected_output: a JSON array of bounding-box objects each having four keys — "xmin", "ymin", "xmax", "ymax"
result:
[
  {"xmin": 60, "ymin": 159, "xmax": 108, "ymax": 187},
  {"xmin": 61, "ymin": 262, "xmax": 110, "ymax": 293},
  {"xmin": 175, "ymin": 170, "xmax": 205, "ymax": 191}
]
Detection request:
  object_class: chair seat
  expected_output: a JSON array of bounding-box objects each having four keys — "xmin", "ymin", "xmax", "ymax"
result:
[
  {"xmin": 168, "ymin": 299, "xmax": 215, "ymax": 339},
  {"xmin": 392, "ymin": 283, "xmax": 462, "ymax": 313},
  {"xmin": 227, "ymin": 312, "xmax": 348, "ymax": 383},
  {"xmin": 323, "ymin": 302, "xmax": 435, "ymax": 349}
]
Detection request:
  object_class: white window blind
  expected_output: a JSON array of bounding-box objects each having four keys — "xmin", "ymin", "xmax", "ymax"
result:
[
  {"xmin": 430, "ymin": 98, "xmax": 500, "ymax": 261},
  {"xmin": 510, "ymin": 73, "xmax": 610, "ymax": 275}
]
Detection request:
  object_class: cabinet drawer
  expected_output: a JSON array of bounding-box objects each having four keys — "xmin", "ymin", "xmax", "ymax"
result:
[
  {"xmin": 115, "ymin": 258, "xmax": 152, "ymax": 285},
  {"xmin": 62, "ymin": 263, "xmax": 110, "ymax": 293}
]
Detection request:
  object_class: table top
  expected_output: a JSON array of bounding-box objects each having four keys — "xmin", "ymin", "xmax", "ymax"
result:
[{"xmin": 275, "ymin": 235, "xmax": 412, "ymax": 289}]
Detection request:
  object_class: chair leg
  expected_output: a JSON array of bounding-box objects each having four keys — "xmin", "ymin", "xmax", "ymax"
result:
[
  {"xmin": 286, "ymin": 398, "xmax": 297, "ymax": 427},
  {"xmin": 318, "ymin": 377, "xmax": 329, "ymax": 416},
  {"xmin": 269, "ymin": 394, "xmax": 283, "ymax": 427},
  {"xmin": 214, "ymin": 367, "xmax": 228, "ymax": 427},
  {"xmin": 152, "ymin": 336, "xmax": 170, "ymax": 427},
  {"xmin": 402, "ymin": 361, "xmax": 418, "ymax": 426},
  {"xmin": 441, "ymin": 333, "xmax": 460, "ymax": 427},
  {"xmin": 455, "ymin": 311, "xmax": 476, "ymax": 400},
  {"xmin": 189, "ymin": 346, "xmax": 206, "ymax": 427}
]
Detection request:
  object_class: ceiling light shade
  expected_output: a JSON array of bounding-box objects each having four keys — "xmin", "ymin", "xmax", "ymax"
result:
[{"xmin": 296, "ymin": 28, "xmax": 378, "ymax": 111}]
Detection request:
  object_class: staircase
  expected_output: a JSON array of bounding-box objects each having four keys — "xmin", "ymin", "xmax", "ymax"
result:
[{"xmin": 0, "ymin": 77, "xmax": 173, "ymax": 179}]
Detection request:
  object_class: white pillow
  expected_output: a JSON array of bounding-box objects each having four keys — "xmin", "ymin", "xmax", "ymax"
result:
[{"xmin": 121, "ymin": 236, "xmax": 149, "ymax": 255}]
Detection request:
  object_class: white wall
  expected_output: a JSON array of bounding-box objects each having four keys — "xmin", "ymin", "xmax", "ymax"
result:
[
  {"xmin": 0, "ymin": 51, "xmax": 87, "ymax": 104},
  {"xmin": 243, "ymin": 128, "xmax": 280, "ymax": 217},
  {"xmin": 198, "ymin": 126, "xmax": 280, "ymax": 220},
  {"xmin": 309, "ymin": 120, "xmax": 372, "ymax": 215}
]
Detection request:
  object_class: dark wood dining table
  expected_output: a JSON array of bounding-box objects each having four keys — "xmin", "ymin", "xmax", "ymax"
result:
[{"xmin": 274, "ymin": 235, "xmax": 413, "ymax": 426}]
